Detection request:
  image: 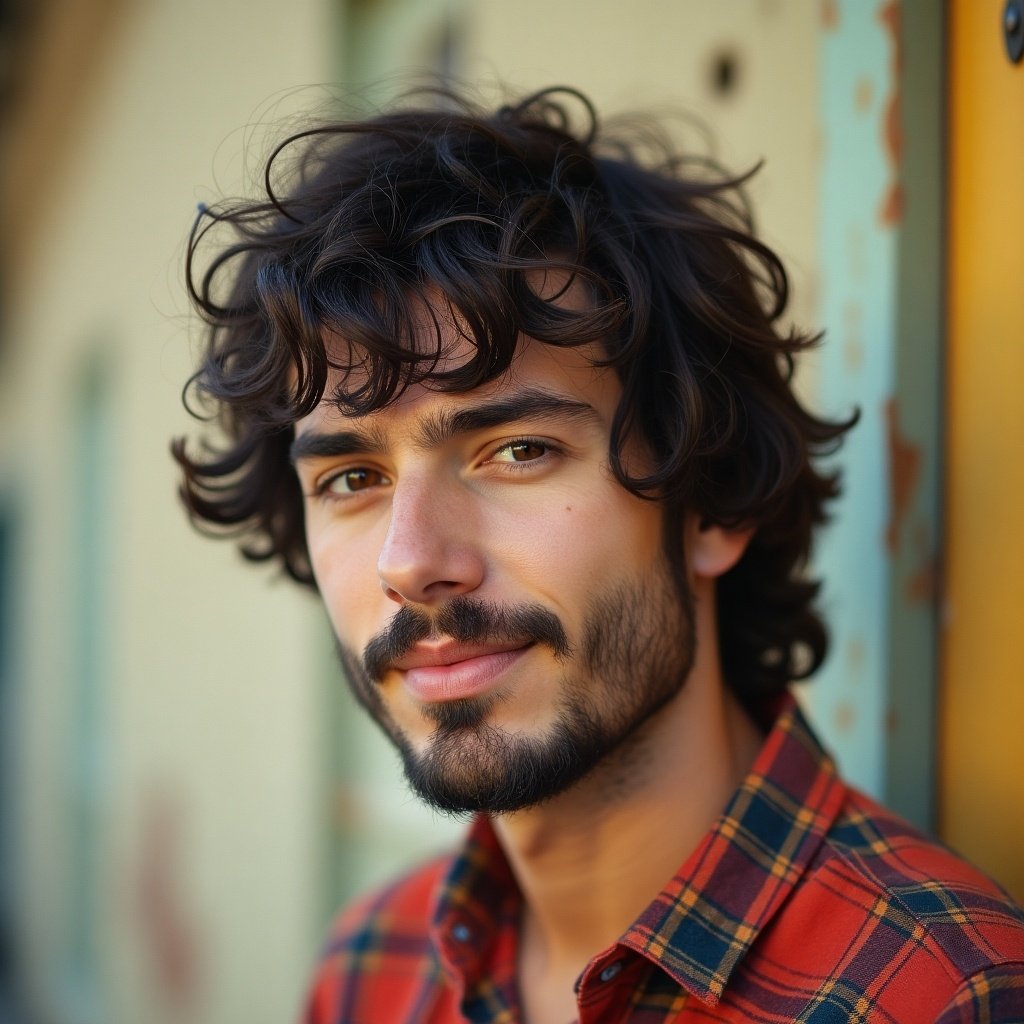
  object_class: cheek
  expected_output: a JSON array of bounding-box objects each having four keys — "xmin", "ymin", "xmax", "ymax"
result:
[
  {"xmin": 486, "ymin": 485, "xmax": 662, "ymax": 598},
  {"xmin": 308, "ymin": 524, "xmax": 385, "ymax": 643}
]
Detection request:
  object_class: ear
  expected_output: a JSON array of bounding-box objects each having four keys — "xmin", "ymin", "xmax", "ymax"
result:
[{"xmin": 684, "ymin": 514, "xmax": 753, "ymax": 580}]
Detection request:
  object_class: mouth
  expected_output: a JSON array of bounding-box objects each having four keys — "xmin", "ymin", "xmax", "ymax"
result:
[{"xmin": 391, "ymin": 641, "xmax": 534, "ymax": 702}]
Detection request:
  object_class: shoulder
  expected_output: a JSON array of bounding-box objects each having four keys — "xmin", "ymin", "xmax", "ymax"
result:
[
  {"xmin": 935, "ymin": 963, "xmax": 1024, "ymax": 1023},
  {"xmin": 777, "ymin": 786, "xmax": 1024, "ymax": 1020},
  {"xmin": 822, "ymin": 788, "xmax": 1024, "ymax": 961},
  {"xmin": 300, "ymin": 854, "xmax": 455, "ymax": 1024}
]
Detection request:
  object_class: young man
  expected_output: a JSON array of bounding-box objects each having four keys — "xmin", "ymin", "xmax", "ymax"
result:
[{"xmin": 176, "ymin": 88, "xmax": 1024, "ymax": 1022}]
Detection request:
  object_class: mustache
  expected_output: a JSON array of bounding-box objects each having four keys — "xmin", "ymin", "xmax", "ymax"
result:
[{"xmin": 363, "ymin": 597, "xmax": 571, "ymax": 682}]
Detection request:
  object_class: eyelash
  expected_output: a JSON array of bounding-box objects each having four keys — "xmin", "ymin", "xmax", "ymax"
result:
[
  {"xmin": 488, "ymin": 436, "xmax": 560, "ymax": 469},
  {"xmin": 306, "ymin": 435, "xmax": 561, "ymax": 502},
  {"xmin": 309, "ymin": 467, "xmax": 390, "ymax": 500}
]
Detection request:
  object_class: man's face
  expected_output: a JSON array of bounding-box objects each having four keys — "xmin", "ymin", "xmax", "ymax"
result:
[{"xmin": 292, "ymin": 328, "xmax": 697, "ymax": 815}]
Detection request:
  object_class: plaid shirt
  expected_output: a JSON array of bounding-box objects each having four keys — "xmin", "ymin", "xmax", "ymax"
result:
[{"xmin": 303, "ymin": 698, "xmax": 1024, "ymax": 1022}]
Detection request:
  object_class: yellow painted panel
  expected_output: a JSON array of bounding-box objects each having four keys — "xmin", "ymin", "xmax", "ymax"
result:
[{"xmin": 942, "ymin": 0, "xmax": 1024, "ymax": 901}]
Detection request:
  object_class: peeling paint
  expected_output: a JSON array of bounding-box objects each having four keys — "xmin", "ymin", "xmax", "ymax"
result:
[
  {"xmin": 834, "ymin": 700, "xmax": 856, "ymax": 734},
  {"xmin": 855, "ymin": 76, "xmax": 875, "ymax": 113},
  {"xmin": 878, "ymin": 0, "xmax": 905, "ymax": 225},
  {"xmin": 843, "ymin": 337, "xmax": 865, "ymax": 373},
  {"xmin": 906, "ymin": 522, "xmax": 939, "ymax": 604},
  {"xmin": 134, "ymin": 790, "xmax": 203, "ymax": 1015},
  {"xmin": 843, "ymin": 301, "xmax": 864, "ymax": 371},
  {"xmin": 846, "ymin": 635, "xmax": 867, "ymax": 676},
  {"xmin": 885, "ymin": 704, "xmax": 899, "ymax": 735},
  {"xmin": 331, "ymin": 780, "xmax": 367, "ymax": 828},
  {"xmin": 884, "ymin": 396, "xmax": 923, "ymax": 553},
  {"xmin": 814, "ymin": 0, "xmax": 899, "ymax": 800}
]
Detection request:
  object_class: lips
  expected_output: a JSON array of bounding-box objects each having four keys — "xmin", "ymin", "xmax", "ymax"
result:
[
  {"xmin": 391, "ymin": 641, "xmax": 532, "ymax": 702},
  {"xmin": 392, "ymin": 641, "xmax": 529, "ymax": 671}
]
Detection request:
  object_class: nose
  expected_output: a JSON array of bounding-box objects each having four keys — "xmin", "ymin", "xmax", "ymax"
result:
[{"xmin": 377, "ymin": 473, "xmax": 485, "ymax": 606}]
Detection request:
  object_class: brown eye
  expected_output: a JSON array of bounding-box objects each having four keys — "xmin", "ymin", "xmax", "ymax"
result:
[
  {"xmin": 325, "ymin": 468, "xmax": 389, "ymax": 494},
  {"xmin": 497, "ymin": 440, "xmax": 548, "ymax": 464}
]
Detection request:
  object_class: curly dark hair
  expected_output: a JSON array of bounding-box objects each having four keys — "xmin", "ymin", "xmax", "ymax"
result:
[{"xmin": 174, "ymin": 86, "xmax": 856, "ymax": 710}]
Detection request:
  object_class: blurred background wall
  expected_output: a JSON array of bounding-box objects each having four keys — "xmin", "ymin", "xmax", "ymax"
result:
[{"xmin": 0, "ymin": 1, "xmax": 1019, "ymax": 1022}]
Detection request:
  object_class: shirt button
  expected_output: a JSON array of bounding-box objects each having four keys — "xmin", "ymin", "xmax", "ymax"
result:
[
  {"xmin": 451, "ymin": 923, "xmax": 472, "ymax": 942},
  {"xmin": 599, "ymin": 961, "xmax": 623, "ymax": 983}
]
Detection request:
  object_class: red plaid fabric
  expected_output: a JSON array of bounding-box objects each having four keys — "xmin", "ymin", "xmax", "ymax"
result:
[{"xmin": 302, "ymin": 698, "xmax": 1024, "ymax": 1022}]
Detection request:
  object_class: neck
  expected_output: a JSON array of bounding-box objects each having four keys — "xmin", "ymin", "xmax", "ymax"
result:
[{"xmin": 491, "ymin": 578, "xmax": 764, "ymax": 1017}]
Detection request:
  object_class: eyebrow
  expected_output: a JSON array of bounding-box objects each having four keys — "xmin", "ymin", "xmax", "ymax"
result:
[{"xmin": 289, "ymin": 387, "xmax": 601, "ymax": 465}]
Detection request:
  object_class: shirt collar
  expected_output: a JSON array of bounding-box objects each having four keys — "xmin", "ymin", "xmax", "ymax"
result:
[
  {"xmin": 430, "ymin": 694, "xmax": 847, "ymax": 1007},
  {"xmin": 618, "ymin": 694, "xmax": 848, "ymax": 1004}
]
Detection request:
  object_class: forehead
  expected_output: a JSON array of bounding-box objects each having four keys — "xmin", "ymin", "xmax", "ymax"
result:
[
  {"xmin": 295, "ymin": 277, "xmax": 616, "ymax": 438},
  {"xmin": 295, "ymin": 333, "xmax": 616, "ymax": 440}
]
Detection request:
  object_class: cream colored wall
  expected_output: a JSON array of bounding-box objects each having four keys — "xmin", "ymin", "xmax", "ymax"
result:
[
  {"xmin": 0, "ymin": 1, "xmax": 334, "ymax": 1022},
  {"xmin": 349, "ymin": 0, "xmax": 821, "ymax": 374},
  {"xmin": 460, "ymin": 0, "xmax": 821, "ymax": 338}
]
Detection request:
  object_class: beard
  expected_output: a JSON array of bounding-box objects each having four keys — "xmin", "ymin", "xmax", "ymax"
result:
[{"xmin": 335, "ymin": 567, "xmax": 695, "ymax": 817}]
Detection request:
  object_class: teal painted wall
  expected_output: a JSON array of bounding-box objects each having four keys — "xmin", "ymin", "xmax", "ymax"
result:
[
  {"xmin": 807, "ymin": 0, "xmax": 942, "ymax": 831},
  {"xmin": 806, "ymin": 0, "xmax": 899, "ymax": 802}
]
